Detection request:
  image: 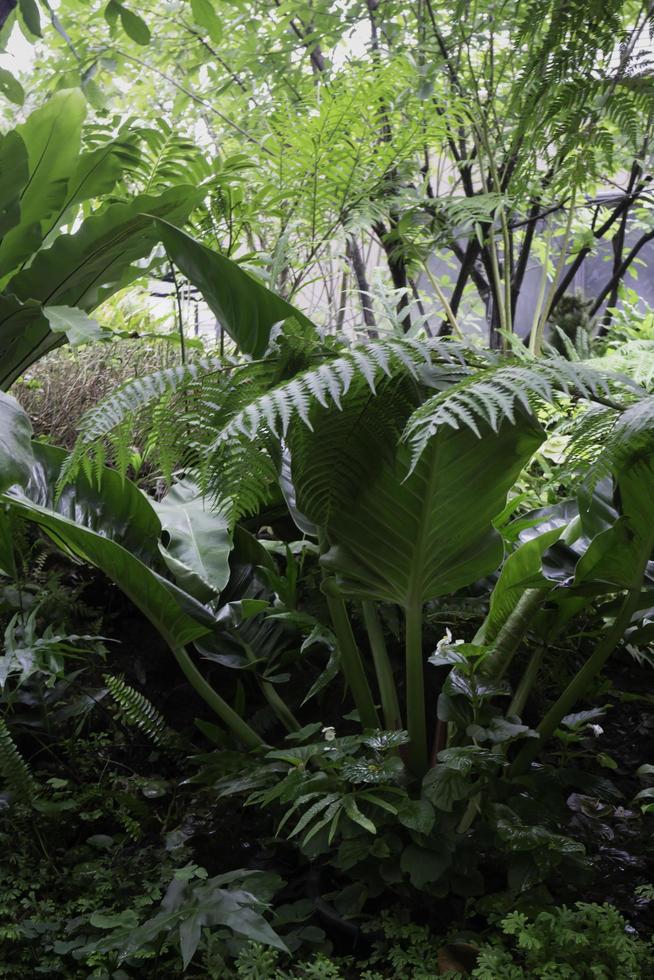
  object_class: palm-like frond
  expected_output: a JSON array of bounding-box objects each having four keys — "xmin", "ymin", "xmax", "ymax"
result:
[
  {"xmin": 126, "ymin": 123, "xmax": 210, "ymax": 193},
  {"xmin": 402, "ymin": 357, "xmax": 633, "ymax": 470},
  {"xmin": 210, "ymin": 338, "xmax": 471, "ymax": 449}
]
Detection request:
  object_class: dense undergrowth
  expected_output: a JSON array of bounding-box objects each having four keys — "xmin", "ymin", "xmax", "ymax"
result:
[{"xmin": 2, "ymin": 2, "xmax": 654, "ymax": 975}]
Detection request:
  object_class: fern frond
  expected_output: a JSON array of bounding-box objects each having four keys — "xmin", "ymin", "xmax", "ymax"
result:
[
  {"xmin": 0, "ymin": 717, "xmax": 36, "ymax": 801},
  {"xmin": 126, "ymin": 122, "xmax": 210, "ymax": 193},
  {"xmin": 60, "ymin": 359, "xmax": 223, "ymax": 486},
  {"xmin": 402, "ymin": 357, "xmax": 628, "ymax": 471},
  {"xmin": 203, "ymin": 440, "xmax": 279, "ymax": 523},
  {"xmin": 587, "ymin": 341, "xmax": 654, "ymax": 390},
  {"xmin": 211, "ymin": 338, "xmax": 470, "ymax": 449},
  {"xmin": 103, "ymin": 675, "xmax": 169, "ymax": 746}
]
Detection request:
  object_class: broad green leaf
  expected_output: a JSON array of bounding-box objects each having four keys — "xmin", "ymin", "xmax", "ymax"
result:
[
  {"xmin": 422, "ymin": 764, "xmax": 471, "ymax": 812},
  {"xmin": 397, "ymin": 797, "xmax": 435, "ymax": 835},
  {"xmin": 152, "ymin": 218, "xmax": 316, "ymax": 357},
  {"xmin": 104, "ymin": 0, "xmax": 119, "ymax": 26},
  {"xmin": 483, "ymin": 525, "xmax": 564, "ymax": 641},
  {"xmin": 153, "ymin": 479, "xmax": 233, "ymax": 602},
  {"xmin": 572, "ymin": 405, "xmax": 654, "ymax": 589},
  {"xmin": 22, "ymin": 442, "xmax": 160, "ymax": 561},
  {"xmin": 118, "ymin": 3, "xmax": 151, "ymax": 44},
  {"xmin": 0, "ymin": 295, "xmax": 59, "ymax": 390},
  {"xmin": 0, "ymin": 90, "xmax": 87, "ymax": 280},
  {"xmin": 0, "ymin": 66, "xmax": 24, "ymax": 105},
  {"xmin": 90, "ymin": 910, "xmax": 139, "ymax": 930},
  {"xmin": 41, "ymin": 140, "xmax": 128, "ymax": 241},
  {"xmin": 0, "ymin": 391, "xmax": 34, "ymax": 493},
  {"xmin": 1, "ymin": 187, "xmax": 200, "ymax": 387},
  {"xmin": 8, "ymin": 185, "xmax": 200, "ymax": 310},
  {"xmin": 3, "ymin": 492, "xmax": 209, "ymax": 649},
  {"xmin": 400, "ymin": 843, "xmax": 450, "ymax": 887},
  {"xmin": 0, "ymin": 506, "xmax": 16, "ymax": 577},
  {"xmin": 44, "ymin": 306, "xmax": 104, "ymax": 346},
  {"xmin": 312, "ymin": 403, "xmax": 543, "ymax": 607},
  {"xmin": 18, "ymin": 0, "xmax": 41, "ymax": 36},
  {"xmin": 0, "ymin": 130, "xmax": 28, "ymax": 237},
  {"xmin": 191, "ymin": 0, "xmax": 222, "ymax": 43},
  {"xmin": 3, "ymin": 440, "xmax": 212, "ymax": 645}
]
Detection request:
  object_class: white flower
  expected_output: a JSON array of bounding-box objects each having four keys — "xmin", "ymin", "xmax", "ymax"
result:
[
  {"xmin": 436, "ymin": 628, "xmax": 464, "ymax": 652},
  {"xmin": 322, "ymin": 726, "xmax": 336, "ymax": 742},
  {"xmin": 588, "ymin": 724, "xmax": 604, "ymax": 737}
]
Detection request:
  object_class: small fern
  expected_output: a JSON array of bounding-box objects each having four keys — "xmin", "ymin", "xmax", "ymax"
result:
[
  {"xmin": 0, "ymin": 717, "xmax": 36, "ymax": 802},
  {"xmin": 103, "ymin": 675, "xmax": 169, "ymax": 746}
]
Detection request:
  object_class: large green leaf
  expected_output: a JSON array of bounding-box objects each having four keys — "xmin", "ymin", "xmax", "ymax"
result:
[
  {"xmin": 0, "ymin": 90, "xmax": 87, "ymax": 280},
  {"xmin": 0, "ymin": 295, "xmax": 61, "ymax": 390},
  {"xmin": 483, "ymin": 526, "xmax": 565, "ymax": 641},
  {"xmin": 8, "ymin": 186, "xmax": 200, "ymax": 310},
  {"xmin": 0, "ymin": 390, "xmax": 33, "ymax": 493},
  {"xmin": 290, "ymin": 380, "xmax": 543, "ymax": 607},
  {"xmin": 0, "ymin": 130, "xmax": 29, "ymax": 237},
  {"xmin": 40, "ymin": 140, "xmax": 129, "ymax": 243},
  {"xmin": 0, "ymin": 187, "xmax": 200, "ymax": 387},
  {"xmin": 0, "ymin": 506, "xmax": 16, "ymax": 577},
  {"xmin": 311, "ymin": 414, "xmax": 542, "ymax": 607},
  {"xmin": 3, "ymin": 491, "xmax": 210, "ymax": 649},
  {"xmin": 153, "ymin": 479, "xmax": 233, "ymax": 602},
  {"xmin": 0, "ymin": 66, "xmax": 24, "ymax": 106},
  {"xmin": 152, "ymin": 219, "xmax": 316, "ymax": 357},
  {"xmin": 22, "ymin": 442, "xmax": 160, "ymax": 562},
  {"xmin": 573, "ymin": 401, "xmax": 654, "ymax": 591}
]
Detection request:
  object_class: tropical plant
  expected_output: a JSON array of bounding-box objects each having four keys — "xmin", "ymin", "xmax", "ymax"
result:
[
  {"xmin": 4, "ymin": 224, "xmax": 654, "ymax": 804},
  {"xmin": 5, "ymin": 0, "xmax": 653, "ymax": 344},
  {"xmin": 0, "ymin": 91, "xmax": 200, "ymax": 389}
]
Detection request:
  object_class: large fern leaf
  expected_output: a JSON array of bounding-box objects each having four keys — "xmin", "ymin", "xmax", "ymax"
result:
[{"xmin": 402, "ymin": 357, "xmax": 631, "ymax": 471}]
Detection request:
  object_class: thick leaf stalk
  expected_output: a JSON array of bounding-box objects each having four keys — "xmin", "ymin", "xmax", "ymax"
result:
[
  {"xmin": 324, "ymin": 586, "xmax": 380, "ymax": 731},
  {"xmin": 172, "ymin": 646, "xmax": 264, "ymax": 750},
  {"xmin": 510, "ymin": 587, "xmax": 643, "ymax": 776},
  {"xmin": 362, "ymin": 600, "xmax": 402, "ymax": 730},
  {"xmin": 405, "ymin": 600, "xmax": 428, "ymax": 775}
]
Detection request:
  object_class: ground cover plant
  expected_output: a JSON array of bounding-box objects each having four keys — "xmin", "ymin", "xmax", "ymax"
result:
[{"xmin": 1, "ymin": 1, "xmax": 654, "ymax": 977}]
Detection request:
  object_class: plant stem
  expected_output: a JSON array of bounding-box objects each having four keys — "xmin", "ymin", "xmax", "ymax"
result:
[
  {"xmin": 241, "ymin": 641, "xmax": 301, "ymax": 734},
  {"xmin": 260, "ymin": 678, "xmax": 302, "ymax": 734},
  {"xmin": 482, "ymin": 587, "xmax": 545, "ymax": 680},
  {"xmin": 168, "ymin": 259, "xmax": 187, "ymax": 366},
  {"xmin": 423, "ymin": 265, "xmax": 465, "ymax": 340},
  {"xmin": 405, "ymin": 600, "xmax": 428, "ymax": 775},
  {"xmin": 508, "ymin": 643, "xmax": 545, "ymax": 717},
  {"xmin": 510, "ymin": 588, "xmax": 642, "ymax": 776},
  {"xmin": 532, "ymin": 193, "xmax": 576, "ymax": 356},
  {"xmin": 324, "ymin": 590, "xmax": 380, "ymax": 730},
  {"xmin": 362, "ymin": 601, "xmax": 402, "ymax": 730},
  {"xmin": 171, "ymin": 645, "xmax": 264, "ymax": 749}
]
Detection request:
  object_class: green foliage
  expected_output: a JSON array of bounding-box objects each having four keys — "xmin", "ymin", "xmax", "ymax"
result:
[
  {"xmin": 0, "ymin": 94, "xmax": 200, "ymax": 389},
  {"xmin": 472, "ymin": 902, "xmax": 653, "ymax": 979},
  {"xmin": 103, "ymin": 673, "xmax": 169, "ymax": 746},
  {"xmin": 0, "ymin": 716, "xmax": 35, "ymax": 801}
]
